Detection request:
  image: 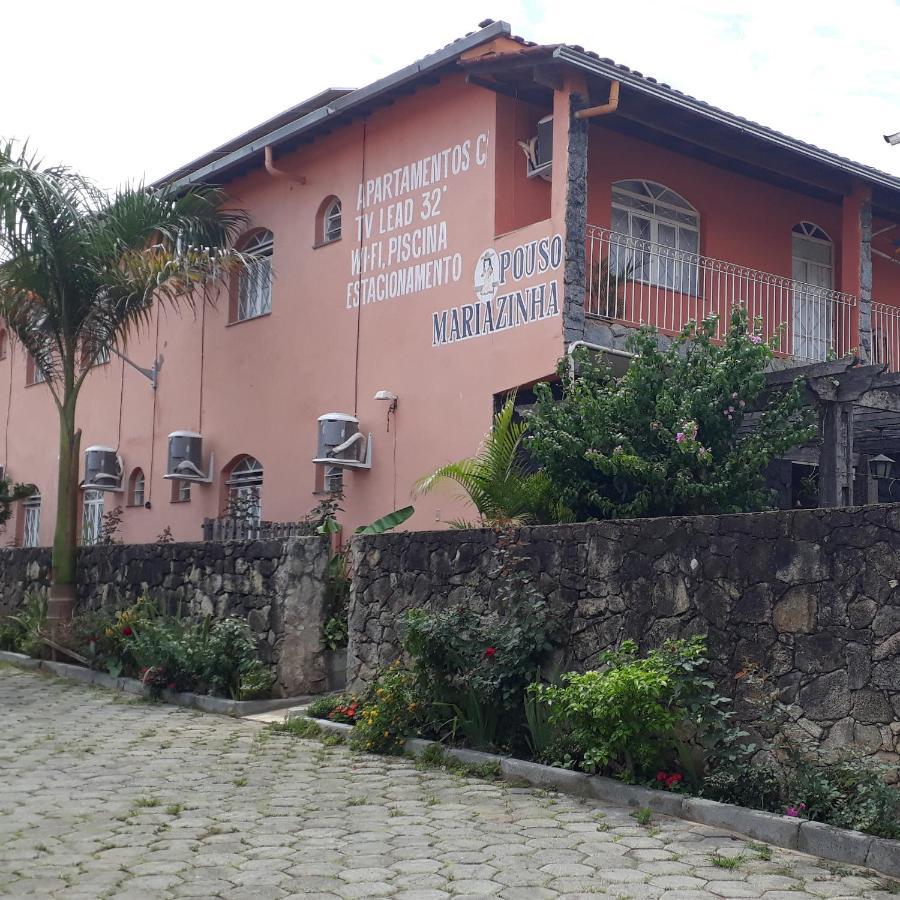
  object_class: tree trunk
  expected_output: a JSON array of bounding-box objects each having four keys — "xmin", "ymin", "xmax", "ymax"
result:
[{"xmin": 47, "ymin": 400, "xmax": 80, "ymax": 629}]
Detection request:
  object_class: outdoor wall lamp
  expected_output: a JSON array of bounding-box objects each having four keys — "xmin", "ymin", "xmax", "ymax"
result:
[{"xmin": 869, "ymin": 453, "xmax": 894, "ymax": 479}]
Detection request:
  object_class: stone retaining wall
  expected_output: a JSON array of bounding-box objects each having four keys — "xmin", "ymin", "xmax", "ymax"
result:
[
  {"xmin": 349, "ymin": 505, "xmax": 900, "ymax": 764},
  {"xmin": 0, "ymin": 537, "xmax": 331, "ymax": 696}
]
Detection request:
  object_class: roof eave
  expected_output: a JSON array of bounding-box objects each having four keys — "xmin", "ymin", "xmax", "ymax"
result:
[
  {"xmin": 555, "ymin": 45, "xmax": 900, "ymax": 198},
  {"xmin": 158, "ymin": 19, "xmax": 512, "ymax": 191}
]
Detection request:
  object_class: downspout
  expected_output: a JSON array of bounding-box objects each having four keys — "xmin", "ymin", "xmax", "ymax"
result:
[
  {"xmin": 574, "ymin": 80, "xmax": 620, "ymax": 120},
  {"xmin": 264, "ymin": 145, "xmax": 307, "ymax": 184},
  {"xmin": 566, "ymin": 340, "xmax": 633, "ymax": 380}
]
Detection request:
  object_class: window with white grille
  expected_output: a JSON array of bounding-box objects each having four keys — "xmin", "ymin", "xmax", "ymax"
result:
[
  {"xmin": 236, "ymin": 230, "xmax": 273, "ymax": 321},
  {"xmin": 171, "ymin": 479, "xmax": 191, "ymax": 503},
  {"xmin": 81, "ymin": 489, "xmax": 104, "ymax": 545},
  {"xmin": 611, "ymin": 180, "xmax": 700, "ymax": 293},
  {"xmin": 22, "ymin": 495, "xmax": 40, "ymax": 548},
  {"xmin": 129, "ymin": 469, "xmax": 145, "ymax": 507},
  {"xmin": 322, "ymin": 198, "xmax": 342, "ymax": 243},
  {"xmin": 226, "ymin": 456, "xmax": 263, "ymax": 523}
]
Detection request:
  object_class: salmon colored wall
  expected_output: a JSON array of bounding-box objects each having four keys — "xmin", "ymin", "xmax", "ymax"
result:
[{"xmin": 0, "ymin": 74, "xmax": 568, "ymax": 546}]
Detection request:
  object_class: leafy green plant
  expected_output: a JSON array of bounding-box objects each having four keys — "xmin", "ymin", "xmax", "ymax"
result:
[
  {"xmin": 532, "ymin": 637, "xmax": 734, "ymax": 779},
  {"xmin": 700, "ymin": 758, "xmax": 783, "ymax": 811},
  {"xmin": 269, "ymin": 717, "xmax": 321, "ymax": 738},
  {"xmin": 528, "ymin": 308, "xmax": 816, "ymax": 519},
  {"xmin": 322, "ymin": 615, "xmax": 348, "ymax": 652},
  {"xmin": 351, "ymin": 663, "xmax": 420, "ymax": 755},
  {"xmin": 5, "ymin": 591, "xmax": 48, "ymax": 657},
  {"xmin": 355, "ymin": 506, "xmax": 415, "ymax": 535},
  {"xmin": 415, "ymin": 396, "xmax": 569, "ymax": 527}
]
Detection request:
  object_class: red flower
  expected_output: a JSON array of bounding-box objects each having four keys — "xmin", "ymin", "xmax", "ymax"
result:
[
  {"xmin": 167, "ymin": 682, "xmax": 177, "ymax": 690},
  {"xmin": 120, "ymin": 625, "xmax": 133, "ymax": 637},
  {"xmin": 484, "ymin": 647, "xmax": 497, "ymax": 659},
  {"xmin": 666, "ymin": 773, "xmax": 683, "ymax": 788},
  {"xmin": 656, "ymin": 771, "xmax": 668, "ymax": 782}
]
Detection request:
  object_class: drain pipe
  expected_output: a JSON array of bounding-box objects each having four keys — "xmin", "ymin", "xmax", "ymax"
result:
[
  {"xmin": 264, "ymin": 145, "xmax": 307, "ymax": 184},
  {"xmin": 575, "ymin": 80, "xmax": 620, "ymax": 120},
  {"xmin": 566, "ymin": 340, "xmax": 633, "ymax": 380}
]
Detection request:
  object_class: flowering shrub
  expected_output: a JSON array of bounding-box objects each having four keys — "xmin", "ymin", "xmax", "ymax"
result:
[
  {"xmin": 350, "ymin": 663, "xmax": 420, "ymax": 754},
  {"xmin": 528, "ymin": 308, "xmax": 817, "ymax": 518},
  {"xmin": 656, "ymin": 771, "xmax": 684, "ymax": 791}
]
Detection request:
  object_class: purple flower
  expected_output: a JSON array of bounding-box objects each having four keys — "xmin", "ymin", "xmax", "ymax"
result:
[
  {"xmin": 785, "ymin": 807, "xmax": 799, "ymax": 817},
  {"xmin": 676, "ymin": 432, "xmax": 686, "ymax": 443},
  {"xmin": 749, "ymin": 334, "xmax": 762, "ymax": 345}
]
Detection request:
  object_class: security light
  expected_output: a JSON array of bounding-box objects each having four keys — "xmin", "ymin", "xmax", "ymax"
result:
[
  {"xmin": 870, "ymin": 453, "xmax": 894, "ymax": 479},
  {"xmin": 884, "ymin": 131, "xmax": 900, "ymax": 146}
]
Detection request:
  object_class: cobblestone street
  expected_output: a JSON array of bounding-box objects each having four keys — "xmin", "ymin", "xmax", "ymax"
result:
[{"xmin": 0, "ymin": 667, "xmax": 895, "ymax": 899}]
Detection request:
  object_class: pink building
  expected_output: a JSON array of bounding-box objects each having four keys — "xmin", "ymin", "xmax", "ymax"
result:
[{"xmin": 5, "ymin": 19, "xmax": 900, "ymax": 546}]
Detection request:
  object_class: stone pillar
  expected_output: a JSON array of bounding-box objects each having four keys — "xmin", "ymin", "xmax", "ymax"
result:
[
  {"xmin": 818, "ymin": 400, "xmax": 855, "ymax": 507},
  {"xmin": 841, "ymin": 184, "xmax": 873, "ymax": 362},
  {"xmin": 552, "ymin": 76, "xmax": 589, "ymax": 346}
]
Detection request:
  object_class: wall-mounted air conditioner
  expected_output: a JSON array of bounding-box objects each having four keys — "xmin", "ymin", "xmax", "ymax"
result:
[
  {"xmin": 313, "ymin": 413, "xmax": 372, "ymax": 470},
  {"xmin": 518, "ymin": 114, "xmax": 553, "ymax": 181},
  {"xmin": 164, "ymin": 431, "xmax": 214, "ymax": 483},
  {"xmin": 82, "ymin": 446, "xmax": 124, "ymax": 492}
]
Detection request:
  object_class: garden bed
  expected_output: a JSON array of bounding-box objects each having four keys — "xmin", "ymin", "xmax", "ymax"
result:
[
  {"xmin": 0, "ymin": 651, "xmax": 312, "ymax": 717},
  {"xmin": 293, "ymin": 709, "xmax": 900, "ymax": 878}
]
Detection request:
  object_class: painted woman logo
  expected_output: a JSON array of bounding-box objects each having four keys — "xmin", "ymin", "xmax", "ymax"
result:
[
  {"xmin": 473, "ymin": 249, "xmax": 500, "ymax": 302},
  {"xmin": 433, "ymin": 234, "xmax": 563, "ymax": 347}
]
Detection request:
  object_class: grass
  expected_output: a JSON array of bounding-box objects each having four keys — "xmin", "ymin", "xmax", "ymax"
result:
[
  {"xmin": 233, "ymin": 776, "xmax": 248, "ymax": 787},
  {"xmin": 347, "ymin": 797, "xmax": 367, "ymax": 807},
  {"xmin": 266, "ymin": 717, "xmax": 321, "ymax": 739},
  {"xmin": 876, "ymin": 879, "xmax": 900, "ymax": 895},
  {"xmin": 748, "ymin": 841, "xmax": 772, "ymax": 861},
  {"xmin": 164, "ymin": 804, "xmax": 183, "ymax": 816},
  {"xmin": 631, "ymin": 807, "xmax": 652, "ymax": 827},
  {"xmin": 131, "ymin": 796, "xmax": 159, "ymax": 809},
  {"xmin": 708, "ymin": 852, "xmax": 744, "ymax": 870}
]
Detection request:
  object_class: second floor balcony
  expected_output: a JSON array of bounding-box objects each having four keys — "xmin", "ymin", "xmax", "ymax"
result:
[{"xmin": 584, "ymin": 225, "xmax": 900, "ymax": 372}]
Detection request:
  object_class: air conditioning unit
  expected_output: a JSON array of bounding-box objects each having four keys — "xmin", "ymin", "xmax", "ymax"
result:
[
  {"xmin": 164, "ymin": 431, "xmax": 214, "ymax": 483},
  {"xmin": 313, "ymin": 413, "xmax": 372, "ymax": 469},
  {"xmin": 82, "ymin": 446, "xmax": 124, "ymax": 492},
  {"xmin": 518, "ymin": 114, "xmax": 553, "ymax": 181}
]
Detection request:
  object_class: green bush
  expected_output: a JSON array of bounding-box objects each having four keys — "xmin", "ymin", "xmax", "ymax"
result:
[
  {"xmin": 351, "ymin": 663, "xmax": 420, "ymax": 754},
  {"xmin": 401, "ymin": 569, "xmax": 558, "ymax": 749},
  {"xmin": 528, "ymin": 309, "xmax": 816, "ymax": 519},
  {"xmin": 3, "ymin": 592, "xmax": 47, "ymax": 657},
  {"xmin": 701, "ymin": 758, "xmax": 784, "ymax": 811},
  {"xmin": 532, "ymin": 637, "xmax": 739, "ymax": 779}
]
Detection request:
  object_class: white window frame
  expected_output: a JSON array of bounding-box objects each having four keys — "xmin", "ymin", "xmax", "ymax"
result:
[
  {"xmin": 791, "ymin": 222, "xmax": 834, "ymax": 362},
  {"xmin": 130, "ymin": 470, "xmax": 145, "ymax": 507},
  {"xmin": 176, "ymin": 480, "xmax": 191, "ymax": 503},
  {"xmin": 227, "ymin": 457, "xmax": 263, "ymax": 524},
  {"xmin": 323, "ymin": 198, "xmax": 342, "ymax": 243},
  {"xmin": 81, "ymin": 489, "xmax": 104, "ymax": 546},
  {"xmin": 611, "ymin": 180, "xmax": 700, "ymax": 294},
  {"xmin": 22, "ymin": 495, "xmax": 41, "ymax": 548},
  {"xmin": 237, "ymin": 230, "xmax": 273, "ymax": 322}
]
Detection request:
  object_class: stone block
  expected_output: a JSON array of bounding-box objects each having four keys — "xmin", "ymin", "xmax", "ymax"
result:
[
  {"xmin": 797, "ymin": 821, "xmax": 872, "ymax": 867},
  {"xmin": 773, "ymin": 587, "xmax": 817, "ymax": 634},
  {"xmin": 682, "ymin": 797, "xmax": 800, "ymax": 848},
  {"xmin": 589, "ymin": 777, "xmax": 684, "ymax": 816},
  {"xmin": 867, "ymin": 836, "xmax": 900, "ymax": 877}
]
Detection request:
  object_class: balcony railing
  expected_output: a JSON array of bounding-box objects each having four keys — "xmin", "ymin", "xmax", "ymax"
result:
[
  {"xmin": 585, "ymin": 226, "xmax": 858, "ymax": 364},
  {"xmin": 871, "ymin": 302, "xmax": 900, "ymax": 372}
]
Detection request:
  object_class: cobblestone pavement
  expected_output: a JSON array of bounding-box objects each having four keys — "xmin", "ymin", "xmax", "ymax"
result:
[{"xmin": 0, "ymin": 667, "xmax": 896, "ymax": 900}]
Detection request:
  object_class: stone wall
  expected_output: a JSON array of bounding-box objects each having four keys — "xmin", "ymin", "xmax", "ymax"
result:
[
  {"xmin": 349, "ymin": 505, "xmax": 900, "ymax": 763},
  {"xmin": 0, "ymin": 537, "xmax": 331, "ymax": 696}
]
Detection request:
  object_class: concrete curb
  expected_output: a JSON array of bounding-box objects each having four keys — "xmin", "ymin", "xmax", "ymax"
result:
[
  {"xmin": 0, "ymin": 650, "xmax": 312, "ymax": 718},
  {"xmin": 295, "ymin": 712, "xmax": 900, "ymax": 878}
]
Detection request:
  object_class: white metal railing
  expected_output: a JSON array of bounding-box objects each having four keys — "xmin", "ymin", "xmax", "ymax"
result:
[
  {"xmin": 871, "ymin": 302, "xmax": 900, "ymax": 373},
  {"xmin": 585, "ymin": 226, "xmax": 857, "ymax": 363}
]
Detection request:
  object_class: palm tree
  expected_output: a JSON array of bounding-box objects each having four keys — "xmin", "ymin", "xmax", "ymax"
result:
[
  {"xmin": 415, "ymin": 396, "xmax": 569, "ymax": 527},
  {"xmin": 0, "ymin": 141, "xmax": 250, "ymax": 628}
]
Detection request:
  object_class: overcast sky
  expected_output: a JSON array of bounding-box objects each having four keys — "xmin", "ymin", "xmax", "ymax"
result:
[{"xmin": 5, "ymin": 1, "xmax": 900, "ymax": 189}]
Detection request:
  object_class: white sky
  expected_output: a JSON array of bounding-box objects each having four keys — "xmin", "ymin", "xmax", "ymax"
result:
[{"xmin": 5, "ymin": 0, "xmax": 900, "ymax": 189}]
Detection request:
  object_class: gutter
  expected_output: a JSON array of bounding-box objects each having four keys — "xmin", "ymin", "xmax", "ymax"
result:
[
  {"xmin": 554, "ymin": 45, "xmax": 900, "ymax": 197},
  {"xmin": 160, "ymin": 20, "xmax": 512, "ymax": 191}
]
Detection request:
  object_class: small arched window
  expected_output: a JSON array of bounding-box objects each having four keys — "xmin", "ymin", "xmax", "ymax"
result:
[
  {"xmin": 21, "ymin": 491, "xmax": 41, "ymax": 548},
  {"xmin": 317, "ymin": 196, "xmax": 342, "ymax": 245},
  {"xmin": 225, "ymin": 455, "xmax": 263, "ymax": 523},
  {"xmin": 233, "ymin": 229, "xmax": 274, "ymax": 322},
  {"xmin": 128, "ymin": 468, "xmax": 145, "ymax": 507},
  {"xmin": 0, "ymin": 329, "xmax": 7, "ymax": 360}
]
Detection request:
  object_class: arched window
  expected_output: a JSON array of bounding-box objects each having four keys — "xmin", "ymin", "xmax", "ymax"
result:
[
  {"xmin": 128, "ymin": 468, "xmax": 145, "ymax": 507},
  {"xmin": 233, "ymin": 229, "xmax": 273, "ymax": 322},
  {"xmin": 225, "ymin": 456, "xmax": 263, "ymax": 523},
  {"xmin": 791, "ymin": 222, "xmax": 833, "ymax": 361},
  {"xmin": 0, "ymin": 329, "xmax": 7, "ymax": 360},
  {"xmin": 611, "ymin": 180, "xmax": 699, "ymax": 292},
  {"xmin": 81, "ymin": 489, "xmax": 104, "ymax": 545},
  {"xmin": 317, "ymin": 196, "xmax": 342, "ymax": 245},
  {"xmin": 21, "ymin": 491, "xmax": 41, "ymax": 548}
]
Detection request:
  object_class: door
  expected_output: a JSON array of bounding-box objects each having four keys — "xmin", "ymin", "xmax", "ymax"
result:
[{"xmin": 792, "ymin": 226, "xmax": 833, "ymax": 361}]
